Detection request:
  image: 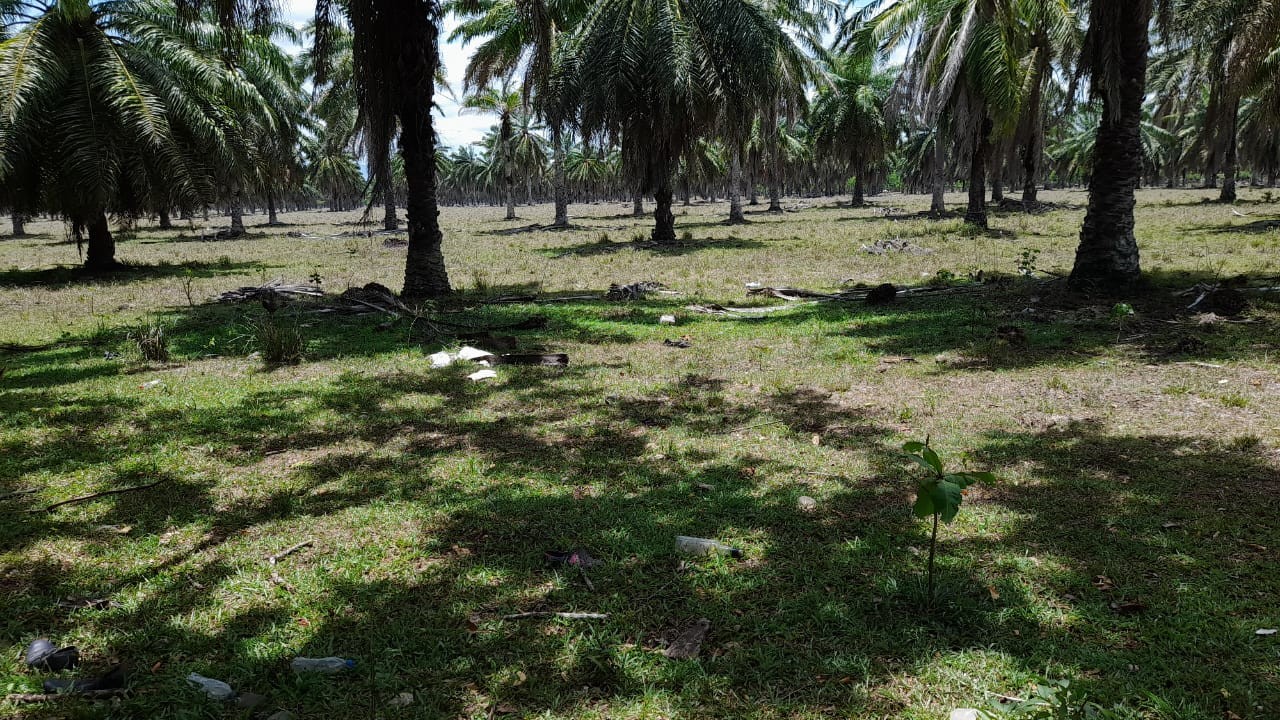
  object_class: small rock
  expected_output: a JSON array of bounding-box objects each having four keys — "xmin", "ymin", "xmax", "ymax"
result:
[
  {"xmin": 797, "ymin": 496, "xmax": 817, "ymax": 512},
  {"xmin": 950, "ymin": 710, "xmax": 980, "ymax": 720},
  {"xmin": 235, "ymin": 692, "xmax": 267, "ymax": 710},
  {"xmin": 659, "ymin": 314, "xmax": 677, "ymax": 325},
  {"xmin": 387, "ymin": 692, "xmax": 414, "ymax": 708}
]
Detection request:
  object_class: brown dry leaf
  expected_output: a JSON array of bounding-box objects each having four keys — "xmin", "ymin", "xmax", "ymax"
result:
[
  {"xmin": 1093, "ymin": 575, "xmax": 1115, "ymax": 592},
  {"xmin": 811, "ymin": 434, "xmax": 821, "ymax": 446},
  {"xmin": 495, "ymin": 703, "xmax": 518, "ymax": 714},
  {"xmin": 466, "ymin": 615, "xmax": 480, "ymax": 633},
  {"xmin": 987, "ymin": 585, "xmax": 1000, "ymax": 601},
  {"xmin": 514, "ymin": 670, "xmax": 527, "ymax": 686},
  {"xmin": 150, "ymin": 661, "xmax": 163, "ymax": 674}
]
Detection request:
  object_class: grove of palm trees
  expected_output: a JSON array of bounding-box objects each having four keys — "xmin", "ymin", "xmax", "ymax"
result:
[{"xmin": 1, "ymin": 0, "xmax": 1278, "ymax": 718}]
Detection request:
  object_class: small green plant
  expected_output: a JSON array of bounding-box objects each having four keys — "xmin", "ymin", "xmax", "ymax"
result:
[
  {"xmin": 131, "ymin": 320, "xmax": 170, "ymax": 363},
  {"xmin": 902, "ymin": 438, "xmax": 994, "ymax": 602},
  {"xmin": 180, "ymin": 269, "xmax": 197, "ymax": 306},
  {"xmin": 981, "ymin": 679, "xmax": 1134, "ymax": 719},
  {"xmin": 1109, "ymin": 302, "xmax": 1134, "ymax": 321},
  {"xmin": 216, "ymin": 255, "xmax": 233, "ymax": 269},
  {"xmin": 1017, "ymin": 247, "xmax": 1040, "ymax": 277},
  {"xmin": 928, "ymin": 269, "xmax": 957, "ymax": 286}
]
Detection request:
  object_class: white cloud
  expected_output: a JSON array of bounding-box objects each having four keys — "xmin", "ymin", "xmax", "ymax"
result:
[{"xmin": 278, "ymin": 2, "xmax": 493, "ymax": 148}]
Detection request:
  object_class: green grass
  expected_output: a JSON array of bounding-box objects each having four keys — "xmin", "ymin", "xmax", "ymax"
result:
[{"xmin": 1, "ymin": 188, "xmax": 1279, "ymax": 719}]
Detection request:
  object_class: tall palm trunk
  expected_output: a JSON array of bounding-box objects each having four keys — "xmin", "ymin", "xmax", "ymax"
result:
[
  {"xmin": 965, "ymin": 116, "xmax": 992, "ymax": 228},
  {"xmin": 852, "ymin": 166, "xmax": 865, "ymax": 207},
  {"xmin": 652, "ymin": 181, "xmax": 676, "ymax": 244},
  {"xmin": 728, "ymin": 146, "xmax": 745, "ymax": 223},
  {"xmin": 748, "ymin": 164, "xmax": 759, "ymax": 205},
  {"xmin": 380, "ymin": 158, "xmax": 400, "ymax": 230},
  {"xmin": 931, "ymin": 126, "xmax": 947, "ymax": 215},
  {"xmin": 84, "ymin": 212, "xmax": 116, "ymax": 270},
  {"xmin": 633, "ymin": 192, "xmax": 644, "ymax": 216},
  {"xmin": 180, "ymin": 207, "xmax": 193, "ymax": 221},
  {"xmin": 768, "ymin": 143, "xmax": 783, "ymax": 212},
  {"xmin": 1219, "ymin": 95, "xmax": 1239, "ymax": 203},
  {"xmin": 551, "ymin": 123, "xmax": 569, "ymax": 227},
  {"xmin": 1022, "ymin": 41, "xmax": 1050, "ymax": 206},
  {"xmin": 400, "ymin": 7, "xmax": 451, "ymax": 299},
  {"xmin": 1070, "ymin": 0, "xmax": 1150, "ymax": 290},
  {"xmin": 267, "ymin": 193, "xmax": 280, "ymax": 226},
  {"xmin": 158, "ymin": 209, "xmax": 172, "ymax": 230},
  {"xmin": 504, "ymin": 175, "xmax": 516, "ymax": 219},
  {"xmin": 11, "ymin": 211, "xmax": 25, "ymax": 236},
  {"xmin": 229, "ymin": 189, "xmax": 245, "ymax": 234}
]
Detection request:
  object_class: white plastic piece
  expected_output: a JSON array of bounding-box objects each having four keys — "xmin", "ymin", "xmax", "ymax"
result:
[
  {"xmin": 659, "ymin": 314, "xmax": 677, "ymax": 325},
  {"xmin": 456, "ymin": 346, "xmax": 495, "ymax": 361},
  {"xmin": 468, "ymin": 369, "xmax": 498, "ymax": 381},
  {"xmin": 428, "ymin": 351, "xmax": 453, "ymax": 368}
]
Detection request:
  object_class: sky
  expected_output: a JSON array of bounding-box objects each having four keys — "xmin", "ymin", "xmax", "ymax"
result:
[{"xmin": 280, "ymin": 1, "xmax": 494, "ymax": 148}]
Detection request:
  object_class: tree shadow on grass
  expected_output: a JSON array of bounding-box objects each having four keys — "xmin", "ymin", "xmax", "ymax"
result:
[
  {"xmin": 4, "ymin": 352, "xmax": 1276, "ymax": 716},
  {"xmin": 0, "ymin": 260, "xmax": 270, "ymax": 288},
  {"xmin": 540, "ymin": 235, "xmax": 767, "ymax": 259}
]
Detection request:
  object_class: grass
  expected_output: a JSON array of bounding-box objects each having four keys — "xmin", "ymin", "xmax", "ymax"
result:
[{"xmin": 1, "ymin": 188, "xmax": 1278, "ymax": 719}]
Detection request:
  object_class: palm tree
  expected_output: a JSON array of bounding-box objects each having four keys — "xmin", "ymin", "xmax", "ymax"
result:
[
  {"xmin": 462, "ymin": 82, "xmax": 522, "ymax": 219},
  {"xmin": 448, "ymin": 0, "xmax": 588, "ymax": 227},
  {"xmin": 810, "ymin": 53, "xmax": 894, "ymax": 207},
  {"xmin": 557, "ymin": 0, "xmax": 808, "ymax": 243},
  {"xmin": 0, "ymin": 0, "xmax": 278, "ymax": 269},
  {"xmin": 855, "ymin": 0, "xmax": 1042, "ymax": 228},
  {"xmin": 311, "ymin": 0, "xmax": 451, "ymax": 298},
  {"xmin": 1067, "ymin": 0, "xmax": 1157, "ymax": 289}
]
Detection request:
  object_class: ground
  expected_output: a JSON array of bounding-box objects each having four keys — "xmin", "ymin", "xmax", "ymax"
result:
[{"xmin": 1, "ymin": 188, "xmax": 1278, "ymax": 719}]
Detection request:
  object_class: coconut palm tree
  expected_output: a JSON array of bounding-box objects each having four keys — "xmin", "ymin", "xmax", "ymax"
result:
[
  {"xmin": 463, "ymin": 81, "xmax": 523, "ymax": 219},
  {"xmin": 1067, "ymin": 0, "xmax": 1158, "ymax": 289},
  {"xmin": 557, "ymin": 0, "xmax": 809, "ymax": 243},
  {"xmin": 0, "ymin": 0, "xmax": 281, "ymax": 268},
  {"xmin": 809, "ymin": 53, "xmax": 894, "ymax": 207},
  {"xmin": 447, "ymin": 0, "xmax": 588, "ymax": 227},
  {"xmin": 854, "ymin": 0, "xmax": 1043, "ymax": 228}
]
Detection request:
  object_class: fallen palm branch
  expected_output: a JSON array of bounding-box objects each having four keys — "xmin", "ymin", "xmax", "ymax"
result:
[
  {"xmin": 6, "ymin": 690, "xmax": 128, "ymax": 703},
  {"xmin": 217, "ymin": 278, "xmax": 324, "ymax": 303}
]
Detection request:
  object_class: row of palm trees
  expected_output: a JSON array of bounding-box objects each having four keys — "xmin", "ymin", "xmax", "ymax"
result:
[{"xmin": 2, "ymin": 0, "xmax": 1279, "ymax": 295}]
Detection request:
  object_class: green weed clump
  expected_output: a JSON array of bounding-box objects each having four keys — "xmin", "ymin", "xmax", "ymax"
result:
[
  {"xmin": 248, "ymin": 316, "xmax": 305, "ymax": 365},
  {"xmin": 131, "ymin": 319, "xmax": 170, "ymax": 363}
]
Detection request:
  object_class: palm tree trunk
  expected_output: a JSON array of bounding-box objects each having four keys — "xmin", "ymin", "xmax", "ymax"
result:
[
  {"xmin": 931, "ymin": 128, "xmax": 947, "ymax": 216},
  {"xmin": 1070, "ymin": 0, "xmax": 1149, "ymax": 290},
  {"xmin": 965, "ymin": 116, "xmax": 992, "ymax": 228},
  {"xmin": 633, "ymin": 192, "xmax": 644, "ymax": 217},
  {"xmin": 380, "ymin": 159, "xmax": 400, "ymax": 230},
  {"xmin": 11, "ymin": 211, "xmax": 25, "ymax": 236},
  {"xmin": 1021, "ymin": 42, "xmax": 1050, "ymax": 206},
  {"xmin": 552, "ymin": 124, "xmax": 569, "ymax": 227},
  {"xmin": 1219, "ymin": 95, "xmax": 1239, "ymax": 203},
  {"xmin": 158, "ymin": 209, "xmax": 172, "ymax": 230},
  {"xmin": 852, "ymin": 167, "xmax": 864, "ymax": 207},
  {"xmin": 748, "ymin": 164, "xmax": 759, "ymax": 205},
  {"xmin": 84, "ymin": 212, "xmax": 116, "ymax": 270},
  {"xmin": 728, "ymin": 146, "xmax": 746, "ymax": 223},
  {"xmin": 267, "ymin": 193, "xmax": 281, "ymax": 226},
  {"xmin": 230, "ymin": 191, "xmax": 245, "ymax": 234},
  {"xmin": 768, "ymin": 151, "xmax": 783, "ymax": 212},
  {"xmin": 505, "ymin": 177, "xmax": 516, "ymax": 219},
  {"xmin": 652, "ymin": 181, "xmax": 676, "ymax": 244},
  {"xmin": 989, "ymin": 147, "xmax": 1004, "ymax": 203},
  {"xmin": 681, "ymin": 176, "xmax": 692, "ymax": 206},
  {"xmin": 180, "ymin": 207, "xmax": 193, "ymax": 221},
  {"xmin": 399, "ymin": 8, "xmax": 451, "ymax": 299}
]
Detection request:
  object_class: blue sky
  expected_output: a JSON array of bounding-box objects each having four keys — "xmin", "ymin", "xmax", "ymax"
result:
[{"xmin": 280, "ymin": 1, "xmax": 494, "ymax": 148}]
